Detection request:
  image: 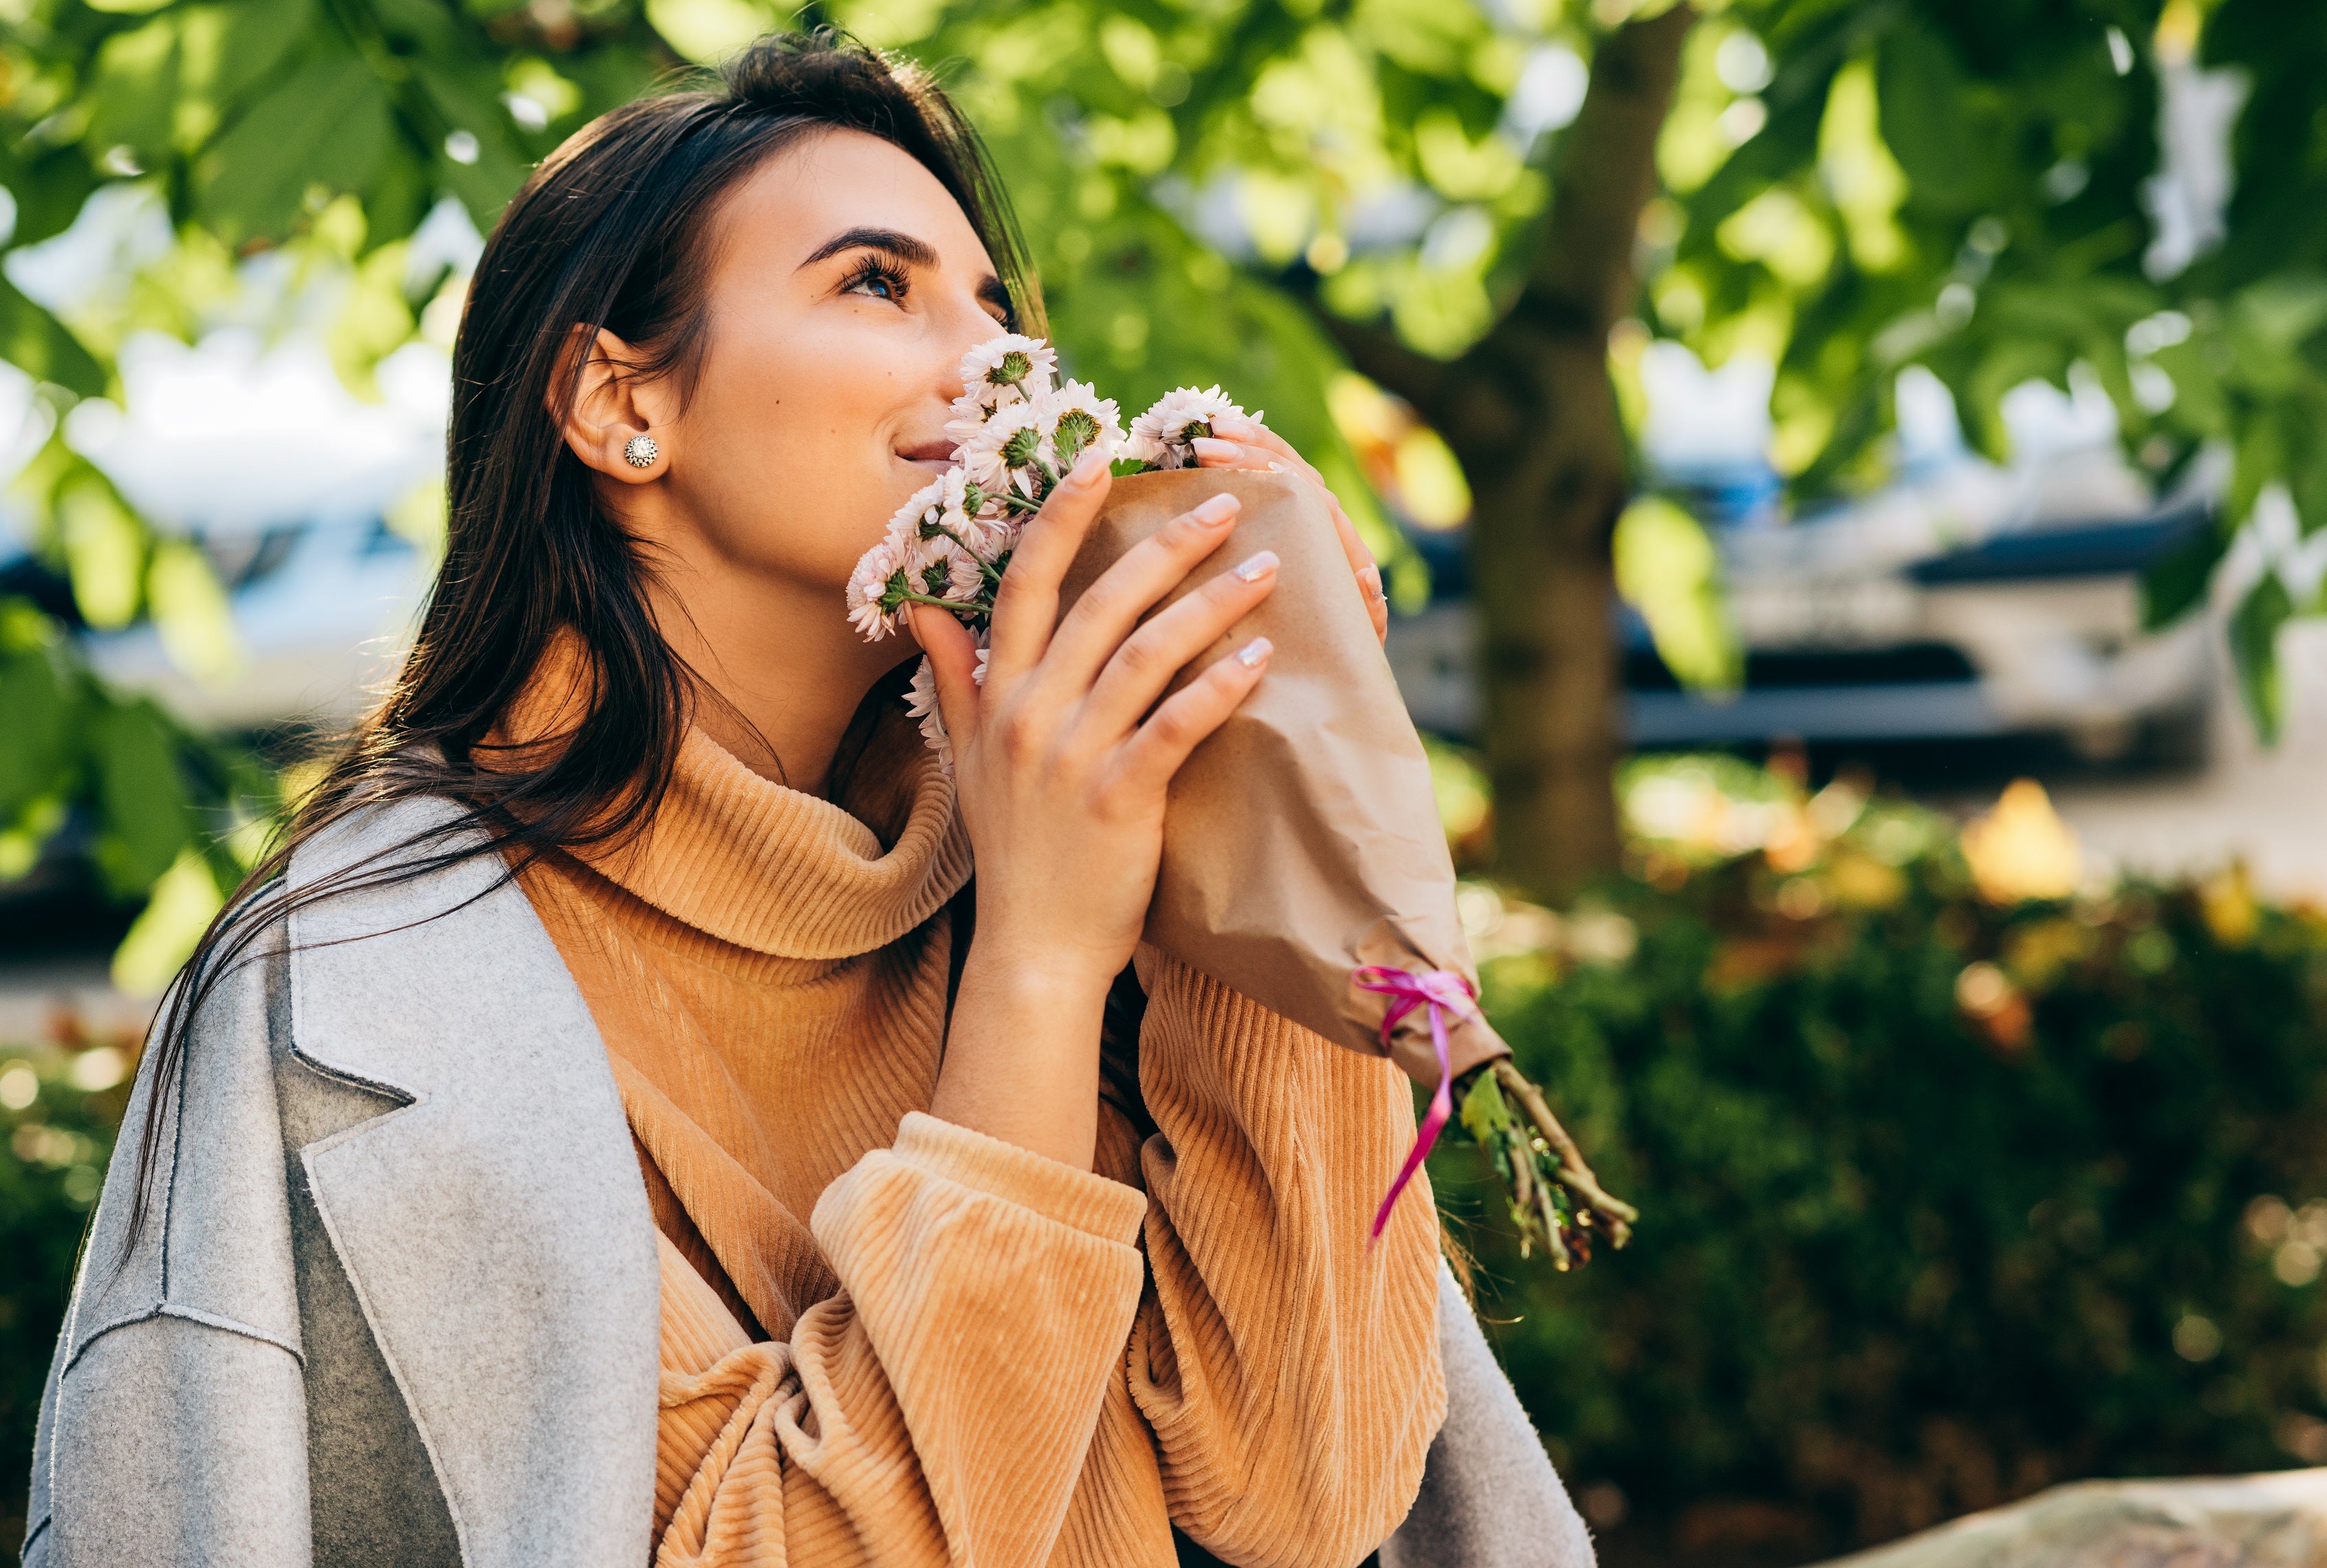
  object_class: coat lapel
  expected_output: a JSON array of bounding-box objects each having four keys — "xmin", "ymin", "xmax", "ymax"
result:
[{"xmin": 287, "ymin": 799, "xmax": 660, "ymax": 1568}]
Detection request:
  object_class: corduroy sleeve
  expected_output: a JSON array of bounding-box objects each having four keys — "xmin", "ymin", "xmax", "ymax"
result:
[
  {"xmin": 1125, "ymin": 946, "xmax": 1448, "ymax": 1568},
  {"xmin": 651, "ymin": 1113, "xmax": 1148, "ymax": 1567}
]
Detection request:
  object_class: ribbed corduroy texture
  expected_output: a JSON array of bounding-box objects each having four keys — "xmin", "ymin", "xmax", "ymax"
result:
[{"xmin": 517, "ymin": 690, "xmax": 1445, "ymax": 1568}]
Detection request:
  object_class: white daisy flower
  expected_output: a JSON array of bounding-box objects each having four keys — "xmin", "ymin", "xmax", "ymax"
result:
[
  {"xmin": 924, "ymin": 468, "xmax": 981, "ymax": 543},
  {"xmin": 882, "ymin": 476, "xmax": 946, "ymax": 549},
  {"xmin": 956, "ymin": 334, "xmax": 1058, "ymax": 412},
  {"xmin": 959, "ymin": 401, "xmax": 1049, "ymax": 497},
  {"xmin": 1037, "ymin": 378, "xmax": 1124, "ymax": 472},
  {"xmin": 1127, "ymin": 385, "xmax": 1250, "ymax": 470}
]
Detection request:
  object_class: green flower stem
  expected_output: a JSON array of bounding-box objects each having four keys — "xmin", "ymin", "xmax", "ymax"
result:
[
  {"xmin": 1455, "ymin": 1059, "xmax": 1637, "ymax": 1269},
  {"xmin": 925, "ymin": 525, "xmax": 1008, "ymax": 583},
  {"xmin": 892, "ymin": 589, "xmax": 987, "ymax": 616}
]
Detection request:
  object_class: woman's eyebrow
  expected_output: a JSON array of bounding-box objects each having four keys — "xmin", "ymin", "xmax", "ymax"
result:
[{"xmin": 797, "ymin": 226, "xmax": 939, "ymax": 270}]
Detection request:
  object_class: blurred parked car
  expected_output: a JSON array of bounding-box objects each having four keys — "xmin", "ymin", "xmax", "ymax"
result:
[{"xmin": 1389, "ymin": 458, "xmax": 2218, "ymax": 767}]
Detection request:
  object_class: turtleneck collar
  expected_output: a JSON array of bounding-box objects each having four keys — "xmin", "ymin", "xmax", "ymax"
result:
[{"xmin": 512, "ymin": 631, "xmax": 972, "ymax": 961}]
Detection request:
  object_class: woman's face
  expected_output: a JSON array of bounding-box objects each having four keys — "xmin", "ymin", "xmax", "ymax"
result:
[{"xmin": 640, "ymin": 127, "xmax": 1014, "ymax": 611}]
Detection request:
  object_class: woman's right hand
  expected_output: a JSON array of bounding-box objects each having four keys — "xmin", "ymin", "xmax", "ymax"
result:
[{"xmin": 910, "ymin": 448, "xmax": 1278, "ymax": 1168}]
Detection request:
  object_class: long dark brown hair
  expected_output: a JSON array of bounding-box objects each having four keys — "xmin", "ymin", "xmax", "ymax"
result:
[{"xmin": 117, "ymin": 31, "xmax": 1042, "ymax": 1261}]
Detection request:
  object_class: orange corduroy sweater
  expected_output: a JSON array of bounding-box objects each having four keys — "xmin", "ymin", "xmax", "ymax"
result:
[{"xmin": 513, "ymin": 692, "xmax": 1445, "ymax": 1568}]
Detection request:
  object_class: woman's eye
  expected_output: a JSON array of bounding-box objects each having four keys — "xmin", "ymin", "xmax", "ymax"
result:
[{"xmin": 844, "ymin": 262, "xmax": 908, "ymax": 303}]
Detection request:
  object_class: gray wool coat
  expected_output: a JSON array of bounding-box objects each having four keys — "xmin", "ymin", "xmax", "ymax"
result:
[{"xmin": 25, "ymin": 798, "xmax": 1594, "ymax": 1568}]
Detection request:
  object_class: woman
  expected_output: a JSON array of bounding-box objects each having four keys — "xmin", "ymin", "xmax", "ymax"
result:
[{"xmin": 26, "ymin": 33, "xmax": 1590, "ymax": 1568}]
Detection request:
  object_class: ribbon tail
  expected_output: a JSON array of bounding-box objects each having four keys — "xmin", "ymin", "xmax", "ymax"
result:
[{"xmin": 1370, "ymin": 1001, "xmax": 1455, "ymax": 1241}]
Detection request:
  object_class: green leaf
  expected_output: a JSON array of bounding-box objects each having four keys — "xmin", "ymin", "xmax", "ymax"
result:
[
  {"xmin": 2233, "ymin": 274, "xmax": 2327, "ymax": 353},
  {"xmin": 0, "ymin": 144, "xmax": 102, "ymax": 251},
  {"xmin": 58, "ymin": 479, "xmax": 148, "ymax": 631},
  {"xmin": 87, "ymin": 701, "xmax": 196, "ymax": 895},
  {"xmin": 0, "ymin": 279, "xmax": 106, "ymax": 398},
  {"xmin": 210, "ymin": 0, "xmax": 323, "ymax": 105},
  {"xmin": 1615, "ymin": 494, "xmax": 1742, "ymax": 693},
  {"xmin": 146, "ymin": 538, "xmax": 244, "ymax": 684},
  {"xmin": 0, "ymin": 635, "xmax": 74, "ymax": 815},
  {"xmin": 1876, "ymin": 28, "xmax": 1980, "ymax": 213},
  {"xmin": 196, "ymin": 45, "xmax": 398, "ymax": 243},
  {"xmin": 87, "ymin": 16, "xmax": 186, "ymax": 160},
  {"xmin": 407, "ymin": 58, "xmax": 535, "ymax": 218},
  {"xmin": 2229, "ymin": 574, "xmax": 2293, "ymax": 745},
  {"xmin": 2140, "ymin": 520, "xmax": 2229, "ymax": 631},
  {"xmin": 648, "ymin": 0, "xmax": 781, "ymax": 63},
  {"xmin": 111, "ymin": 847, "xmax": 225, "ymax": 997}
]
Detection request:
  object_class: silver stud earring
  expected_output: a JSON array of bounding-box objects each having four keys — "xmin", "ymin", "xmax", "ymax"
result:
[{"xmin": 623, "ymin": 434, "xmax": 659, "ymax": 469}]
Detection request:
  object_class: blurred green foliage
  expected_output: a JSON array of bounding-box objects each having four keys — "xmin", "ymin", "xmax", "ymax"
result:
[
  {"xmin": 1435, "ymin": 756, "xmax": 2327, "ymax": 1559},
  {"xmin": 7, "ymin": 0, "xmax": 2326, "ymax": 925},
  {"xmin": 1643, "ymin": 0, "xmax": 2327, "ymax": 739},
  {"xmin": 0, "ymin": 1035, "xmax": 135, "ymax": 1552},
  {"xmin": 0, "ymin": 598, "xmax": 272, "ymax": 990}
]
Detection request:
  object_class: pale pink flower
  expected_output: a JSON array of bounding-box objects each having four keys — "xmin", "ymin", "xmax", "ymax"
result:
[
  {"xmin": 907, "ymin": 532, "xmax": 984, "ymax": 605},
  {"xmin": 906, "ymin": 634, "xmax": 992, "ymax": 776},
  {"xmin": 955, "ymin": 503, "xmax": 1018, "ymax": 560},
  {"xmin": 906, "ymin": 657, "xmax": 950, "ymax": 772},
  {"xmin": 1127, "ymin": 385, "xmax": 1250, "ymax": 470},
  {"xmin": 846, "ymin": 534, "xmax": 908, "ymax": 640}
]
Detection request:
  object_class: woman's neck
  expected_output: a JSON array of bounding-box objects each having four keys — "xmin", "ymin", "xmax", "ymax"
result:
[{"xmin": 642, "ymin": 561, "xmax": 902, "ymax": 800}]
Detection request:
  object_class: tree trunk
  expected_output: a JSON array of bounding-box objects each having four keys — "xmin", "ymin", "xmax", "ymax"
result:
[{"xmin": 1321, "ymin": 6, "xmax": 1694, "ymax": 903}]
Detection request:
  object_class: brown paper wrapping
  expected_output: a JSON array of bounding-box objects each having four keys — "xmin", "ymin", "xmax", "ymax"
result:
[{"xmin": 1057, "ymin": 468, "xmax": 1510, "ymax": 1091}]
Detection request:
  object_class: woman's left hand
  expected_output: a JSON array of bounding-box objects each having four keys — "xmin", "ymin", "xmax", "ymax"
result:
[{"xmin": 1191, "ymin": 415, "xmax": 1389, "ymax": 644}]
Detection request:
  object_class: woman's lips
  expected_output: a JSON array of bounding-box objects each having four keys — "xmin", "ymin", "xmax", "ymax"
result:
[{"xmin": 898, "ymin": 439, "xmax": 952, "ymax": 475}]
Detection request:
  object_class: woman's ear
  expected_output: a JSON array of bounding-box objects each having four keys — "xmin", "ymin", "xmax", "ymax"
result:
[{"xmin": 552, "ymin": 325, "xmax": 679, "ymax": 483}]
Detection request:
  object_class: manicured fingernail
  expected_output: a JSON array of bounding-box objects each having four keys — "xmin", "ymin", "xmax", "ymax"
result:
[
  {"xmin": 1212, "ymin": 414, "xmax": 1251, "ymax": 435},
  {"xmin": 1071, "ymin": 448, "xmax": 1109, "ymax": 483},
  {"xmin": 1265, "ymin": 460, "xmax": 1286, "ymax": 473},
  {"xmin": 1236, "ymin": 636, "xmax": 1274, "ymax": 669},
  {"xmin": 1191, "ymin": 436, "xmax": 1237, "ymax": 459},
  {"xmin": 1233, "ymin": 549, "xmax": 1278, "ymax": 582},
  {"xmin": 1194, "ymin": 494, "xmax": 1240, "ymax": 526}
]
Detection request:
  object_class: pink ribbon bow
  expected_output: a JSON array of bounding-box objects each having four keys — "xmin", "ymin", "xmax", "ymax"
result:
[{"xmin": 1353, "ymin": 966, "xmax": 1478, "ymax": 1241}]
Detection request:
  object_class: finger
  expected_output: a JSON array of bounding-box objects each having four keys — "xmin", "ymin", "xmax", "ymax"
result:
[
  {"xmin": 1081, "ymin": 548, "xmax": 1278, "ymax": 736},
  {"xmin": 1190, "ymin": 435, "xmax": 1276, "ymax": 471},
  {"xmin": 1353, "ymin": 562, "xmax": 1390, "ymax": 643},
  {"xmin": 908, "ymin": 605, "xmax": 983, "ymax": 748},
  {"xmin": 1194, "ymin": 431, "xmax": 1383, "ymax": 635},
  {"xmin": 985, "ymin": 450, "xmax": 1113, "ymax": 688},
  {"xmin": 1210, "ymin": 415, "xmax": 1325, "ymax": 489},
  {"xmin": 1039, "ymin": 492, "xmax": 1243, "ymax": 694},
  {"xmin": 1115, "ymin": 634, "xmax": 1273, "ymax": 793},
  {"xmin": 1326, "ymin": 502, "xmax": 1388, "ymax": 642}
]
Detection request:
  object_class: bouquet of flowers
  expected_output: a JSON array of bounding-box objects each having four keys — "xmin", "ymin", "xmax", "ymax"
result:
[{"xmin": 848, "ymin": 334, "xmax": 1635, "ymax": 1267}]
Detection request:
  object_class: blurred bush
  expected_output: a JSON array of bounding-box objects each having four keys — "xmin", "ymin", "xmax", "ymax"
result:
[
  {"xmin": 1435, "ymin": 754, "xmax": 2327, "ymax": 1562},
  {"xmin": 1, "ymin": 1027, "xmax": 135, "ymax": 1552}
]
